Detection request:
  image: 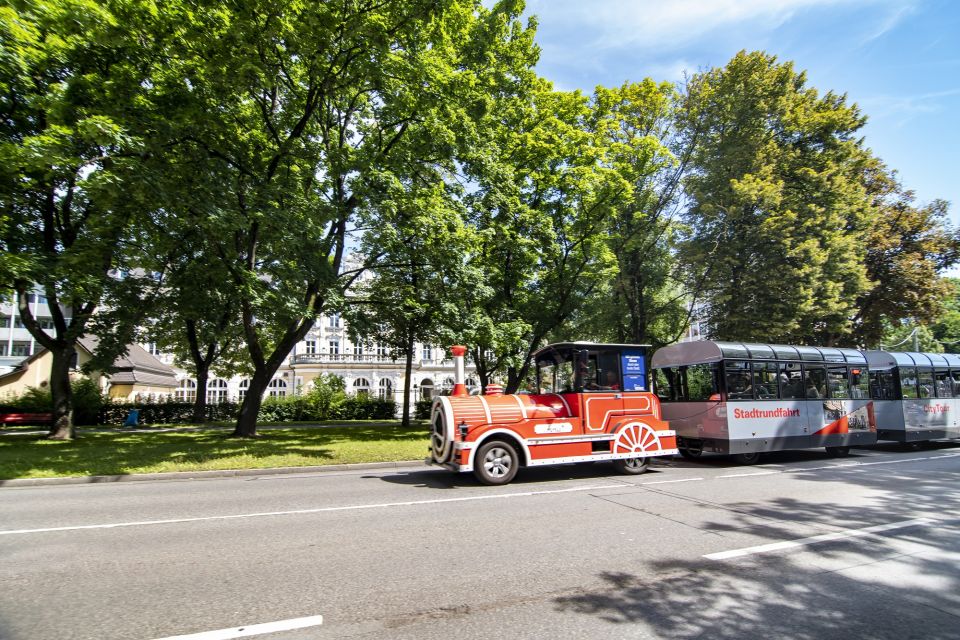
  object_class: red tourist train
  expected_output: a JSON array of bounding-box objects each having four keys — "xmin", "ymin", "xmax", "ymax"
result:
[{"xmin": 427, "ymin": 343, "xmax": 678, "ymax": 485}]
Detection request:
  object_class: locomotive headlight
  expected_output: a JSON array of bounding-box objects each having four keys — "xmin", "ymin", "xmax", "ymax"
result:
[{"xmin": 458, "ymin": 421, "xmax": 469, "ymax": 440}]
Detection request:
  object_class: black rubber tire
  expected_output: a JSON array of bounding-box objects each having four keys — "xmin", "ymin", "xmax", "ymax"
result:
[
  {"xmin": 679, "ymin": 440, "xmax": 704, "ymax": 460},
  {"xmin": 732, "ymin": 451, "xmax": 762, "ymax": 465},
  {"xmin": 473, "ymin": 440, "xmax": 520, "ymax": 486},
  {"xmin": 612, "ymin": 457, "xmax": 651, "ymax": 475},
  {"xmin": 825, "ymin": 446, "xmax": 851, "ymax": 457}
]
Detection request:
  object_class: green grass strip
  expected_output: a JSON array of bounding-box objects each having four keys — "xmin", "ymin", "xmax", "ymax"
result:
[{"xmin": 0, "ymin": 424, "xmax": 430, "ymax": 479}]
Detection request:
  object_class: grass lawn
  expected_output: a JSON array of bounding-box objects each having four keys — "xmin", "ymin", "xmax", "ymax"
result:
[{"xmin": 0, "ymin": 424, "xmax": 430, "ymax": 479}]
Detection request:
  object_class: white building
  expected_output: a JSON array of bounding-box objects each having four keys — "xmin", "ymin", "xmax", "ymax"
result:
[{"xmin": 156, "ymin": 314, "xmax": 478, "ymax": 409}]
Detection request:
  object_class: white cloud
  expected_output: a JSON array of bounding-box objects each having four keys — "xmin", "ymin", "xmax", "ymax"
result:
[{"xmin": 526, "ymin": 0, "xmax": 895, "ymax": 50}]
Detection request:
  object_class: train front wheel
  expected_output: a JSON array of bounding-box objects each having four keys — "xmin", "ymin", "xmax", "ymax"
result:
[
  {"xmin": 825, "ymin": 446, "xmax": 851, "ymax": 457},
  {"xmin": 612, "ymin": 457, "xmax": 650, "ymax": 475},
  {"xmin": 732, "ymin": 451, "xmax": 762, "ymax": 465}
]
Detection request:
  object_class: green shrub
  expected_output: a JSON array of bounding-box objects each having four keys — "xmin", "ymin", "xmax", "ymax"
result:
[
  {"xmin": 71, "ymin": 378, "xmax": 107, "ymax": 425},
  {"xmin": 101, "ymin": 398, "xmax": 240, "ymax": 425},
  {"xmin": 414, "ymin": 398, "xmax": 433, "ymax": 420}
]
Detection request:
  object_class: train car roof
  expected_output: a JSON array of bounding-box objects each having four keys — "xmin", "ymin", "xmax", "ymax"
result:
[
  {"xmin": 533, "ymin": 342, "xmax": 650, "ymax": 360},
  {"xmin": 651, "ymin": 340, "xmax": 869, "ymax": 367},
  {"xmin": 865, "ymin": 350, "xmax": 960, "ymax": 368},
  {"xmin": 653, "ymin": 342, "xmax": 960, "ymax": 370}
]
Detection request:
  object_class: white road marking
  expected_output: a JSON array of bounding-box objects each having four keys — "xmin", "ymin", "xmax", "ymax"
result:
[
  {"xmin": 638, "ymin": 477, "xmax": 704, "ymax": 485},
  {"xmin": 718, "ymin": 471, "xmax": 781, "ymax": 478},
  {"xmin": 152, "ymin": 615, "xmax": 323, "ymax": 640},
  {"xmin": 0, "ymin": 483, "xmax": 625, "ymax": 536},
  {"xmin": 704, "ymin": 518, "xmax": 936, "ymax": 560}
]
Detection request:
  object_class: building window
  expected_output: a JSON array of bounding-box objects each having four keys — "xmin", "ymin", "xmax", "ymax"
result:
[
  {"xmin": 328, "ymin": 313, "xmax": 341, "ymax": 328},
  {"xmin": 146, "ymin": 342, "xmax": 161, "ymax": 356},
  {"xmin": 353, "ymin": 377, "xmax": 371, "ymax": 396},
  {"xmin": 176, "ymin": 379, "xmax": 197, "ymax": 402},
  {"xmin": 353, "ymin": 343, "xmax": 363, "ymax": 356},
  {"xmin": 420, "ymin": 378, "xmax": 434, "ymax": 400},
  {"xmin": 13, "ymin": 317, "xmax": 25, "ymax": 329},
  {"xmin": 0, "ymin": 344, "xmax": 7, "ymax": 356},
  {"xmin": 422, "ymin": 344, "xmax": 433, "ymax": 361},
  {"xmin": 238, "ymin": 379, "xmax": 250, "ymax": 401},
  {"xmin": 37, "ymin": 295, "xmax": 47, "ymax": 304},
  {"xmin": 304, "ymin": 340, "xmax": 317, "ymax": 355},
  {"xmin": 207, "ymin": 379, "xmax": 228, "ymax": 404},
  {"xmin": 10, "ymin": 341, "xmax": 32, "ymax": 357},
  {"xmin": 378, "ymin": 378, "xmax": 392, "ymax": 399},
  {"xmin": 376, "ymin": 343, "xmax": 388, "ymax": 358},
  {"xmin": 268, "ymin": 378, "xmax": 287, "ymax": 397},
  {"xmin": 466, "ymin": 377, "xmax": 478, "ymax": 393},
  {"xmin": 328, "ymin": 340, "xmax": 340, "ymax": 355},
  {"xmin": 0, "ymin": 317, "xmax": 9, "ymax": 328}
]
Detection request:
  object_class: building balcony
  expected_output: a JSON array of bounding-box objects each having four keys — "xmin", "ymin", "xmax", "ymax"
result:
[{"xmin": 291, "ymin": 354, "xmax": 398, "ymax": 365}]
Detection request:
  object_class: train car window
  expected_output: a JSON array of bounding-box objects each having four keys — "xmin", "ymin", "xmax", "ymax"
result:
[
  {"xmin": 850, "ymin": 367, "xmax": 870, "ymax": 398},
  {"xmin": 685, "ymin": 363, "xmax": 720, "ymax": 401},
  {"xmin": 653, "ymin": 367, "xmax": 681, "ymax": 402},
  {"xmin": 827, "ymin": 365, "xmax": 851, "ymax": 399},
  {"xmin": 952, "ymin": 370, "xmax": 960, "ymax": 397},
  {"xmin": 779, "ymin": 362, "xmax": 805, "ymax": 399},
  {"xmin": 595, "ymin": 350, "xmax": 621, "ymax": 391},
  {"xmin": 935, "ymin": 369, "xmax": 953, "ymax": 398},
  {"xmin": 917, "ymin": 368, "xmax": 935, "ymax": 398},
  {"xmin": 724, "ymin": 361, "xmax": 752, "ymax": 400},
  {"xmin": 804, "ymin": 366, "xmax": 827, "ymax": 399},
  {"xmin": 870, "ymin": 370, "xmax": 898, "ymax": 400},
  {"xmin": 900, "ymin": 367, "xmax": 919, "ymax": 399},
  {"xmin": 752, "ymin": 362, "xmax": 779, "ymax": 399}
]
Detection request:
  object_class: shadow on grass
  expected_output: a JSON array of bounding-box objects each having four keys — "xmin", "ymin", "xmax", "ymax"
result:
[{"xmin": 0, "ymin": 424, "xmax": 429, "ymax": 480}]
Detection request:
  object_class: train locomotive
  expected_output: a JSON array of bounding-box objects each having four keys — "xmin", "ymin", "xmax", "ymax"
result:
[{"xmin": 427, "ymin": 343, "xmax": 678, "ymax": 485}]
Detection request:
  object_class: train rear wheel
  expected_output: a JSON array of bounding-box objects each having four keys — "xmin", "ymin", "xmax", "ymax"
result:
[
  {"xmin": 612, "ymin": 457, "xmax": 650, "ymax": 475},
  {"xmin": 825, "ymin": 446, "xmax": 850, "ymax": 457},
  {"xmin": 679, "ymin": 440, "xmax": 704, "ymax": 460},
  {"xmin": 732, "ymin": 451, "xmax": 762, "ymax": 465}
]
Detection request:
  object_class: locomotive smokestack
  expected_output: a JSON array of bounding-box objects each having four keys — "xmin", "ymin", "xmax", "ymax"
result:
[{"xmin": 450, "ymin": 345, "xmax": 468, "ymax": 397}]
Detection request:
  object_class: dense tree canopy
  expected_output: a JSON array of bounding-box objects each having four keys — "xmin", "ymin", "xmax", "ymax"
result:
[{"xmin": 3, "ymin": 0, "xmax": 958, "ymax": 434}]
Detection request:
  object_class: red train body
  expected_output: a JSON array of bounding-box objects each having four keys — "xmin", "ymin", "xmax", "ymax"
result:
[{"xmin": 428, "ymin": 343, "xmax": 678, "ymax": 484}]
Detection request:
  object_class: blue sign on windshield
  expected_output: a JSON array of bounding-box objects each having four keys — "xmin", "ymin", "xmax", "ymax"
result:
[{"xmin": 621, "ymin": 351, "xmax": 646, "ymax": 391}]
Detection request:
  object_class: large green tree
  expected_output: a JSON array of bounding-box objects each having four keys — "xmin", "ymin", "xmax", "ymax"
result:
[
  {"xmin": 681, "ymin": 51, "xmax": 872, "ymax": 344},
  {"xmin": 153, "ymin": 0, "xmax": 538, "ymax": 436},
  {"xmin": 465, "ymin": 82, "xmax": 621, "ymax": 392},
  {"xmin": 851, "ymin": 156, "xmax": 959, "ymax": 346},
  {"xmin": 0, "ymin": 0, "xmax": 164, "ymax": 438}
]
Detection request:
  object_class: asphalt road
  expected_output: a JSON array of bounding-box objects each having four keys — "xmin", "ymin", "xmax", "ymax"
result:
[{"xmin": 2, "ymin": 443, "xmax": 959, "ymax": 640}]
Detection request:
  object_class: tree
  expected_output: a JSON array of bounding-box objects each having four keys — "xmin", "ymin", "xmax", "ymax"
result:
[
  {"xmin": 681, "ymin": 51, "xmax": 872, "ymax": 345},
  {"xmin": 0, "ymin": 0, "xmax": 163, "ymax": 438},
  {"xmin": 152, "ymin": 0, "xmax": 539, "ymax": 436},
  {"xmin": 578, "ymin": 80, "xmax": 699, "ymax": 349},
  {"xmin": 347, "ymin": 182, "xmax": 482, "ymax": 426},
  {"xmin": 851, "ymin": 157, "xmax": 960, "ymax": 346},
  {"xmin": 465, "ymin": 82, "xmax": 620, "ymax": 392}
]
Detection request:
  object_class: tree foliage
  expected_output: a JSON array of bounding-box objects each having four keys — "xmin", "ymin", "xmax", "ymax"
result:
[{"xmin": 681, "ymin": 51, "xmax": 873, "ymax": 345}]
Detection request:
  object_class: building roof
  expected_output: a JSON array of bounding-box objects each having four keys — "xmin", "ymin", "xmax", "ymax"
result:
[{"xmin": 0, "ymin": 335, "xmax": 177, "ymax": 388}]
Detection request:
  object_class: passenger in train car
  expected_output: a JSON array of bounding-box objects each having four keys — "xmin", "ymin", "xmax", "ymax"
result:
[{"xmin": 805, "ymin": 376, "xmax": 821, "ymax": 398}]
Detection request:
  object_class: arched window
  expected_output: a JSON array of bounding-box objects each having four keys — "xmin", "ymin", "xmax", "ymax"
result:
[
  {"xmin": 268, "ymin": 378, "xmax": 287, "ymax": 398},
  {"xmin": 466, "ymin": 377, "xmax": 478, "ymax": 393},
  {"xmin": 238, "ymin": 379, "xmax": 250, "ymax": 400},
  {"xmin": 443, "ymin": 376, "xmax": 455, "ymax": 392},
  {"xmin": 353, "ymin": 377, "xmax": 371, "ymax": 396},
  {"xmin": 207, "ymin": 378, "xmax": 228, "ymax": 404},
  {"xmin": 176, "ymin": 379, "xmax": 196, "ymax": 402},
  {"xmin": 378, "ymin": 378, "xmax": 393, "ymax": 400},
  {"xmin": 420, "ymin": 378, "xmax": 434, "ymax": 400}
]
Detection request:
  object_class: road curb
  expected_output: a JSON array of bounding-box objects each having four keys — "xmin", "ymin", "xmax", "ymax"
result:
[{"xmin": 0, "ymin": 460, "xmax": 427, "ymax": 488}]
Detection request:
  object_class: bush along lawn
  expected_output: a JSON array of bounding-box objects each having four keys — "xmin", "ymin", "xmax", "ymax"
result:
[{"xmin": 0, "ymin": 424, "xmax": 430, "ymax": 480}]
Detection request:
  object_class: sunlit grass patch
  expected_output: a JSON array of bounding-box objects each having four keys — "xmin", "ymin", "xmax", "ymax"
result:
[{"xmin": 0, "ymin": 424, "xmax": 430, "ymax": 479}]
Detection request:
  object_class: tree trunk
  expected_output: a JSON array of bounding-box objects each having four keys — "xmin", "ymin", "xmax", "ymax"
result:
[
  {"xmin": 47, "ymin": 345, "xmax": 76, "ymax": 440},
  {"xmin": 401, "ymin": 332, "xmax": 415, "ymax": 428},
  {"xmin": 193, "ymin": 365, "xmax": 209, "ymax": 424},
  {"xmin": 233, "ymin": 368, "xmax": 272, "ymax": 437}
]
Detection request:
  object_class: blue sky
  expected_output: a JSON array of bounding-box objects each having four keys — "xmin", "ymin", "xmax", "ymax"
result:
[{"xmin": 524, "ymin": 0, "xmax": 960, "ymax": 223}]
